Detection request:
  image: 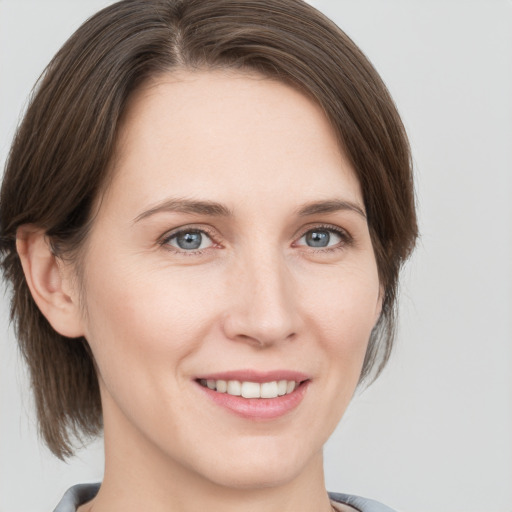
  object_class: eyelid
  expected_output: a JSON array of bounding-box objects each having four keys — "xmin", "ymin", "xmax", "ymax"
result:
[
  {"xmin": 159, "ymin": 224, "xmax": 222, "ymax": 253},
  {"xmin": 292, "ymin": 223, "xmax": 353, "ymax": 249},
  {"xmin": 157, "ymin": 222, "xmax": 352, "ymax": 255}
]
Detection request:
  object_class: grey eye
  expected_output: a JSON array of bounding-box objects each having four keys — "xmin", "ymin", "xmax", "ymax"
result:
[
  {"xmin": 167, "ymin": 230, "xmax": 213, "ymax": 251},
  {"xmin": 298, "ymin": 229, "xmax": 343, "ymax": 248},
  {"xmin": 306, "ymin": 230, "xmax": 329, "ymax": 247}
]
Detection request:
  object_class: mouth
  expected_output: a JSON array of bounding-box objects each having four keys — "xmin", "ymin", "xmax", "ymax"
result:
[
  {"xmin": 197, "ymin": 378, "xmax": 302, "ymax": 398},
  {"xmin": 194, "ymin": 372, "xmax": 310, "ymax": 420}
]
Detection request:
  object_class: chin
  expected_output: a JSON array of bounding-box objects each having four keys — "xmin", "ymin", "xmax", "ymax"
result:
[
  {"xmin": 189, "ymin": 442, "xmax": 322, "ymax": 491},
  {"xmin": 205, "ymin": 463, "xmax": 303, "ymax": 491}
]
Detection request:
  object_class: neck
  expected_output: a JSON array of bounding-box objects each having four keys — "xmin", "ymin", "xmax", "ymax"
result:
[{"xmin": 87, "ymin": 399, "xmax": 333, "ymax": 512}]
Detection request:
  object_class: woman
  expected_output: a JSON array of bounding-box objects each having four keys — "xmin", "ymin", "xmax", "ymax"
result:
[{"xmin": 0, "ymin": 1, "xmax": 417, "ymax": 511}]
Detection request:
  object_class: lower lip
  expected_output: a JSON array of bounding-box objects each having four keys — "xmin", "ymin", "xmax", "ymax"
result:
[{"xmin": 196, "ymin": 381, "xmax": 310, "ymax": 420}]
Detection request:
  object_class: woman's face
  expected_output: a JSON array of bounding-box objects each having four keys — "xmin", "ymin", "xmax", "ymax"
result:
[{"xmin": 75, "ymin": 70, "xmax": 382, "ymax": 489}]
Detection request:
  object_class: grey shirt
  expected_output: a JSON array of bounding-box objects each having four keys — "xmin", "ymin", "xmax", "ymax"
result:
[{"xmin": 53, "ymin": 483, "xmax": 397, "ymax": 512}]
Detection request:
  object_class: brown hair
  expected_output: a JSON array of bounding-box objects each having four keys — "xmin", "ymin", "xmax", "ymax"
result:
[{"xmin": 0, "ymin": 0, "xmax": 417, "ymax": 459}]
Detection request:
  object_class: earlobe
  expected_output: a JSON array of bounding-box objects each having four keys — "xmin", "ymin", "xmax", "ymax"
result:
[{"xmin": 16, "ymin": 225, "xmax": 85, "ymax": 338}]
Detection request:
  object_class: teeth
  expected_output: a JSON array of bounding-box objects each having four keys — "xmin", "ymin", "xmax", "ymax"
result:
[
  {"xmin": 201, "ymin": 379, "xmax": 300, "ymax": 398},
  {"xmin": 227, "ymin": 380, "xmax": 241, "ymax": 396},
  {"xmin": 216, "ymin": 379, "xmax": 227, "ymax": 393},
  {"xmin": 260, "ymin": 381, "xmax": 278, "ymax": 398},
  {"xmin": 241, "ymin": 381, "xmax": 260, "ymax": 398}
]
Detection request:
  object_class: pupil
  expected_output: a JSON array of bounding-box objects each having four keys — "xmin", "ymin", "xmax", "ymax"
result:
[
  {"xmin": 306, "ymin": 230, "xmax": 330, "ymax": 247},
  {"xmin": 177, "ymin": 232, "xmax": 202, "ymax": 250}
]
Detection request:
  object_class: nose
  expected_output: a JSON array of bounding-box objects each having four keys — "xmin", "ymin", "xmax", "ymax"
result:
[{"xmin": 222, "ymin": 251, "xmax": 301, "ymax": 347}]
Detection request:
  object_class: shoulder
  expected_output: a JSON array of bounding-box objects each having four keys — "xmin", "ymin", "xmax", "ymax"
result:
[
  {"xmin": 329, "ymin": 492, "xmax": 398, "ymax": 512},
  {"xmin": 54, "ymin": 484, "xmax": 396, "ymax": 512},
  {"xmin": 53, "ymin": 483, "xmax": 100, "ymax": 512}
]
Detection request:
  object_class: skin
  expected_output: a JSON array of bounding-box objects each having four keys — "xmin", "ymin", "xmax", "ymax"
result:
[{"xmin": 19, "ymin": 70, "xmax": 382, "ymax": 512}]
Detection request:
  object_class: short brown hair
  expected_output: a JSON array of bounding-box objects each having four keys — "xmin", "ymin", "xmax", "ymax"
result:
[{"xmin": 0, "ymin": 0, "xmax": 417, "ymax": 459}]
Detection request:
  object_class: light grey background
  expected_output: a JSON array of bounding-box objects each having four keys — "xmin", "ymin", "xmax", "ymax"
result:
[{"xmin": 1, "ymin": 1, "xmax": 511, "ymax": 511}]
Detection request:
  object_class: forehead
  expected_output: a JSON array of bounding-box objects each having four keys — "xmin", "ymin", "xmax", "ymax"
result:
[{"xmin": 105, "ymin": 69, "xmax": 362, "ymax": 214}]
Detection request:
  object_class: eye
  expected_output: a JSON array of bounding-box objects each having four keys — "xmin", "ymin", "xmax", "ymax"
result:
[
  {"xmin": 295, "ymin": 227, "xmax": 346, "ymax": 249},
  {"xmin": 164, "ymin": 229, "xmax": 214, "ymax": 251}
]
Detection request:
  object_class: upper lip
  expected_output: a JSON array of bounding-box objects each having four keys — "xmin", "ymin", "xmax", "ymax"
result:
[{"xmin": 195, "ymin": 370, "xmax": 310, "ymax": 383}]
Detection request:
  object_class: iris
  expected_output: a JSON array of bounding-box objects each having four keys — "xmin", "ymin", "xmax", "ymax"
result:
[
  {"xmin": 175, "ymin": 231, "xmax": 203, "ymax": 250},
  {"xmin": 305, "ymin": 230, "xmax": 330, "ymax": 247}
]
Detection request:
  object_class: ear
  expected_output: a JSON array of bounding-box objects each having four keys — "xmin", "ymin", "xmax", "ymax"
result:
[{"xmin": 16, "ymin": 225, "xmax": 85, "ymax": 338}]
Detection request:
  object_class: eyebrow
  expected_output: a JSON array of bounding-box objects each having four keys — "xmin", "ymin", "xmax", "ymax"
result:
[
  {"xmin": 134, "ymin": 197, "xmax": 366, "ymax": 223},
  {"xmin": 296, "ymin": 199, "xmax": 366, "ymax": 219},
  {"xmin": 133, "ymin": 198, "xmax": 233, "ymax": 223}
]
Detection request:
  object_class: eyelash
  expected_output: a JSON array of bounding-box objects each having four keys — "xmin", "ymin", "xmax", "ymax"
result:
[
  {"xmin": 294, "ymin": 224, "xmax": 353, "ymax": 253},
  {"xmin": 159, "ymin": 226, "xmax": 220, "ymax": 256},
  {"xmin": 159, "ymin": 224, "xmax": 352, "ymax": 256}
]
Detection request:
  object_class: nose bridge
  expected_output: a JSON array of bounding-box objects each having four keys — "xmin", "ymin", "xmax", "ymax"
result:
[{"xmin": 224, "ymin": 245, "xmax": 299, "ymax": 345}]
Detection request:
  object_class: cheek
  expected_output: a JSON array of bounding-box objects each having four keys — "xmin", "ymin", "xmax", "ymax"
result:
[
  {"xmin": 301, "ymin": 262, "xmax": 380, "ymax": 391},
  {"xmin": 302, "ymin": 261, "xmax": 380, "ymax": 339},
  {"xmin": 81, "ymin": 258, "xmax": 221, "ymax": 387}
]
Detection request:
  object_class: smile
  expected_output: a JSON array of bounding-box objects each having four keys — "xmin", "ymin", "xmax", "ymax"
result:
[
  {"xmin": 195, "ymin": 372, "xmax": 310, "ymax": 420},
  {"xmin": 199, "ymin": 379, "xmax": 299, "ymax": 398}
]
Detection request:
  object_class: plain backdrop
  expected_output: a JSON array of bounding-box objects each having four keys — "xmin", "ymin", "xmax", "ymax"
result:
[{"xmin": 1, "ymin": 1, "xmax": 511, "ymax": 511}]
